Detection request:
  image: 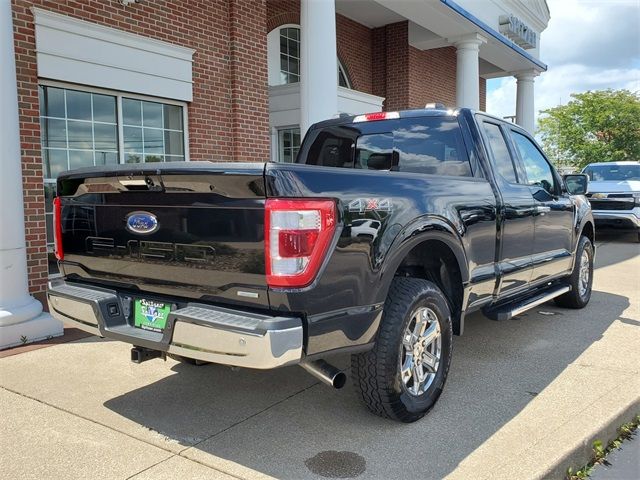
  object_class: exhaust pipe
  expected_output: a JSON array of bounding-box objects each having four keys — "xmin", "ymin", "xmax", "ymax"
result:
[{"xmin": 300, "ymin": 360, "xmax": 347, "ymax": 389}]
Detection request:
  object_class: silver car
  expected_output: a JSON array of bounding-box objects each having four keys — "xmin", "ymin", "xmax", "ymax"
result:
[{"xmin": 582, "ymin": 161, "xmax": 640, "ymax": 242}]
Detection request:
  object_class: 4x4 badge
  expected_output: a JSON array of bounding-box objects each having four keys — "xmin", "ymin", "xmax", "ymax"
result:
[{"xmin": 348, "ymin": 198, "xmax": 393, "ymax": 214}]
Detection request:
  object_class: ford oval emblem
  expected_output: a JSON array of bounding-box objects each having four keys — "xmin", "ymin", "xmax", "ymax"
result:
[{"xmin": 126, "ymin": 211, "xmax": 159, "ymax": 235}]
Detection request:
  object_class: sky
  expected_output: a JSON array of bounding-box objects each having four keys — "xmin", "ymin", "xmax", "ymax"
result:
[{"xmin": 486, "ymin": 0, "xmax": 640, "ymax": 127}]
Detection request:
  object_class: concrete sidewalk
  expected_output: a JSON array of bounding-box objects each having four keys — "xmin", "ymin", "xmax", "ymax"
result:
[{"xmin": 1, "ymin": 234, "xmax": 638, "ymax": 480}]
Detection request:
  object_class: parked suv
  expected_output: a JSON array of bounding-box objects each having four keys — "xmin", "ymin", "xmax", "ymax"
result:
[
  {"xmin": 582, "ymin": 161, "xmax": 640, "ymax": 242},
  {"xmin": 47, "ymin": 108, "xmax": 594, "ymax": 422}
]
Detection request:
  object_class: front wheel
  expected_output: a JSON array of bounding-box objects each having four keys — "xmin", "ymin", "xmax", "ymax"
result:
[
  {"xmin": 555, "ymin": 235, "xmax": 594, "ymax": 308},
  {"xmin": 351, "ymin": 278, "xmax": 453, "ymax": 423}
]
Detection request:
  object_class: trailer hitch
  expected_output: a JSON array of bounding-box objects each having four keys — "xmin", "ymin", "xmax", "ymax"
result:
[{"xmin": 130, "ymin": 346, "xmax": 163, "ymax": 363}]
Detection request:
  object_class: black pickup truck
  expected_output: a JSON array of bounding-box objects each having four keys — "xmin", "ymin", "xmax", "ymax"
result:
[{"xmin": 48, "ymin": 108, "xmax": 594, "ymax": 422}]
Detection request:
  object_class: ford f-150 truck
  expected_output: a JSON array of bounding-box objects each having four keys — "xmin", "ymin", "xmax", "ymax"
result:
[{"xmin": 47, "ymin": 107, "xmax": 594, "ymax": 422}]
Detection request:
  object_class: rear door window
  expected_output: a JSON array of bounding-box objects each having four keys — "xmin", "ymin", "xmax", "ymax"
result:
[
  {"xmin": 511, "ymin": 131, "xmax": 556, "ymax": 195},
  {"xmin": 481, "ymin": 122, "xmax": 518, "ymax": 183}
]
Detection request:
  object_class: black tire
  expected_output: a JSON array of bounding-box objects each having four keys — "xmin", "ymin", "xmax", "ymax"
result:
[
  {"xmin": 351, "ymin": 277, "xmax": 453, "ymax": 423},
  {"xmin": 554, "ymin": 235, "xmax": 594, "ymax": 308}
]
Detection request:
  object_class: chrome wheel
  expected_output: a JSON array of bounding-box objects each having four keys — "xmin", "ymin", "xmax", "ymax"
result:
[
  {"xmin": 578, "ymin": 249, "xmax": 590, "ymax": 296},
  {"xmin": 400, "ymin": 307, "xmax": 442, "ymax": 396}
]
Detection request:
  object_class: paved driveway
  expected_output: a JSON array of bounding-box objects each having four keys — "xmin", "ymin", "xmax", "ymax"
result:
[{"xmin": 1, "ymin": 233, "xmax": 639, "ymax": 480}]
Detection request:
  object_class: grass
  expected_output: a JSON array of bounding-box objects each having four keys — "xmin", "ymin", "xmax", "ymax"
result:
[{"xmin": 566, "ymin": 414, "xmax": 639, "ymax": 479}]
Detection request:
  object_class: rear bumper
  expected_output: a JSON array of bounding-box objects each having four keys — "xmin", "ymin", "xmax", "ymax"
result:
[
  {"xmin": 592, "ymin": 208, "xmax": 640, "ymax": 228},
  {"xmin": 47, "ymin": 280, "xmax": 303, "ymax": 369}
]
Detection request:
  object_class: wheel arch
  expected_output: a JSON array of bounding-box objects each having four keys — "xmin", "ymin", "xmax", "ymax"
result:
[
  {"xmin": 581, "ymin": 219, "xmax": 595, "ymax": 245},
  {"xmin": 377, "ymin": 218, "xmax": 470, "ymax": 336}
]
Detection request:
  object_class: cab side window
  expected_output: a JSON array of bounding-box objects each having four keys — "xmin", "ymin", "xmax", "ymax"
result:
[
  {"xmin": 511, "ymin": 131, "xmax": 556, "ymax": 195},
  {"xmin": 481, "ymin": 122, "xmax": 518, "ymax": 183}
]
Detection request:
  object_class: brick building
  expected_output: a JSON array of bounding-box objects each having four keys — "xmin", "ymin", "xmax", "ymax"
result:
[{"xmin": 1, "ymin": 0, "xmax": 549, "ymax": 347}]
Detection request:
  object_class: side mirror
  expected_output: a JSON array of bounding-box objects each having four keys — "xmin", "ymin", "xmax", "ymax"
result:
[{"xmin": 563, "ymin": 174, "xmax": 588, "ymax": 195}]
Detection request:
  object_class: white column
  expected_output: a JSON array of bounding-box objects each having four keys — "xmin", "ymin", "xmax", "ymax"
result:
[
  {"xmin": 454, "ymin": 34, "xmax": 486, "ymax": 110},
  {"xmin": 0, "ymin": 2, "xmax": 62, "ymax": 349},
  {"xmin": 300, "ymin": 0, "xmax": 338, "ymax": 136},
  {"xmin": 515, "ymin": 70, "xmax": 539, "ymax": 133}
]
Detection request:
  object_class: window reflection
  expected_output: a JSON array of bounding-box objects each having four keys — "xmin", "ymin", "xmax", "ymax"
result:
[
  {"xmin": 395, "ymin": 119, "xmax": 471, "ymax": 176},
  {"xmin": 303, "ymin": 118, "xmax": 472, "ymax": 177},
  {"xmin": 512, "ymin": 131, "xmax": 555, "ymax": 194},
  {"xmin": 483, "ymin": 122, "xmax": 518, "ymax": 183},
  {"xmin": 355, "ymin": 133, "xmax": 393, "ymax": 170}
]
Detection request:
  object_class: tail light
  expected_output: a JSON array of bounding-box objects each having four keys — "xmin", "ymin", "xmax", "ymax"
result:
[
  {"xmin": 265, "ymin": 199, "xmax": 337, "ymax": 288},
  {"xmin": 53, "ymin": 196, "xmax": 64, "ymax": 261}
]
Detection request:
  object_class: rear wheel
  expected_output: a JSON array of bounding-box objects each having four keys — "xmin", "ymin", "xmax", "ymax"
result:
[
  {"xmin": 555, "ymin": 235, "xmax": 594, "ymax": 308},
  {"xmin": 351, "ymin": 277, "xmax": 453, "ymax": 423}
]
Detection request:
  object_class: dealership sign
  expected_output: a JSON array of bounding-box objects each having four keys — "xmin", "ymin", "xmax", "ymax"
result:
[{"xmin": 499, "ymin": 15, "xmax": 537, "ymax": 49}]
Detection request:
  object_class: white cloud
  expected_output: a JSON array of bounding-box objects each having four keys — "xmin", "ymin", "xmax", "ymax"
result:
[
  {"xmin": 486, "ymin": 0, "xmax": 640, "ymax": 129},
  {"xmin": 542, "ymin": 0, "xmax": 640, "ymax": 69},
  {"xmin": 486, "ymin": 77, "xmax": 516, "ymax": 120}
]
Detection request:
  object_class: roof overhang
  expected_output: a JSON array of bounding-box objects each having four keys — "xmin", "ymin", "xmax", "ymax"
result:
[
  {"xmin": 336, "ymin": 0, "xmax": 548, "ymax": 78},
  {"xmin": 439, "ymin": 0, "xmax": 547, "ymax": 72}
]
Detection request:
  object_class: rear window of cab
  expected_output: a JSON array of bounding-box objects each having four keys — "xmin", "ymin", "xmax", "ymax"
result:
[{"xmin": 300, "ymin": 117, "xmax": 472, "ymax": 177}]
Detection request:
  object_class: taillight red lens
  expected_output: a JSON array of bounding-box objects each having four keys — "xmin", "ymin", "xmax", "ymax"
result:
[
  {"xmin": 278, "ymin": 230, "xmax": 319, "ymax": 257},
  {"xmin": 53, "ymin": 196, "xmax": 64, "ymax": 261},
  {"xmin": 265, "ymin": 199, "xmax": 337, "ymax": 288}
]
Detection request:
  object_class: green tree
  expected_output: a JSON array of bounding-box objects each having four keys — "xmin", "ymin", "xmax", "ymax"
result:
[{"xmin": 537, "ymin": 89, "xmax": 640, "ymax": 169}]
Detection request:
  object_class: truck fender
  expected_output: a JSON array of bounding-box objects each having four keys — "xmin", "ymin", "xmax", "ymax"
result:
[
  {"xmin": 571, "ymin": 195, "xmax": 595, "ymax": 268},
  {"xmin": 375, "ymin": 215, "xmax": 470, "ymax": 308}
]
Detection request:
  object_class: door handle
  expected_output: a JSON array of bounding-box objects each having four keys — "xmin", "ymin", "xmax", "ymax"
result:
[{"xmin": 535, "ymin": 205, "xmax": 551, "ymax": 215}]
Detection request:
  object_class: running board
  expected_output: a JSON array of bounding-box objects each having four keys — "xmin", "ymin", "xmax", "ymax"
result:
[{"xmin": 483, "ymin": 285, "xmax": 571, "ymax": 321}]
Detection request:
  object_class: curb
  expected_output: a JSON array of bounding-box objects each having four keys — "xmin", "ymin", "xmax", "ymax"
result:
[{"xmin": 545, "ymin": 398, "xmax": 640, "ymax": 479}]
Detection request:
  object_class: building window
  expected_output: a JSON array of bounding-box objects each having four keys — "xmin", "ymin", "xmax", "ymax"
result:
[
  {"xmin": 122, "ymin": 98, "xmax": 185, "ymax": 163},
  {"xmin": 279, "ymin": 27, "xmax": 300, "ymax": 84},
  {"xmin": 39, "ymin": 84, "xmax": 187, "ymax": 275},
  {"xmin": 338, "ymin": 60, "xmax": 351, "ymax": 89},
  {"xmin": 40, "ymin": 87, "xmax": 119, "ymax": 177},
  {"xmin": 268, "ymin": 25, "xmax": 352, "ymax": 88},
  {"xmin": 278, "ymin": 127, "xmax": 301, "ymax": 163}
]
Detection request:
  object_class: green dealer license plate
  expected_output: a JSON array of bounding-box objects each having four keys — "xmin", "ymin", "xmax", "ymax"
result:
[{"xmin": 134, "ymin": 299, "xmax": 171, "ymax": 332}]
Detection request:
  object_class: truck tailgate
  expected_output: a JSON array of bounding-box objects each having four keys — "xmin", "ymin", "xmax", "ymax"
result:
[{"xmin": 57, "ymin": 162, "xmax": 269, "ymax": 309}]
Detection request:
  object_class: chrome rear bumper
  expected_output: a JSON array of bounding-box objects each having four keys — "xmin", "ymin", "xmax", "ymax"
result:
[{"xmin": 47, "ymin": 280, "xmax": 303, "ymax": 369}]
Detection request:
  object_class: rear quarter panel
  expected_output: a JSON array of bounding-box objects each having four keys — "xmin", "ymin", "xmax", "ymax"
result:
[{"xmin": 265, "ymin": 163, "xmax": 497, "ymax": 355}]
